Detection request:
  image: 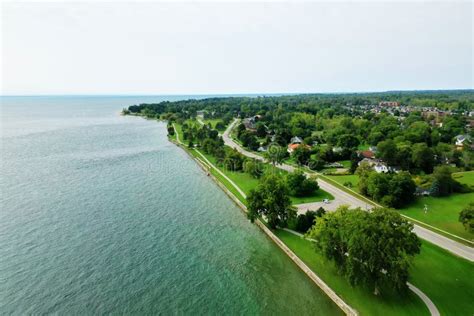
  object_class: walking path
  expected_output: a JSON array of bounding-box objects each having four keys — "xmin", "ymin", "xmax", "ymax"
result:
[{"xmin": 222, "ymin": 119, "xmax": 474, "ymax": 262}]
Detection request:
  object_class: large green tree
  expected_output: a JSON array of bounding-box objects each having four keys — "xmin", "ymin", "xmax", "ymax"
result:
[
  {"xmin": 265, "ymin": 145, "xmax": 287, "ymax": 166},
  {"xmin": 247, "ymin": 174, "xmax": 296, "ymax": 228},
  {"xmin": 308, "ymin": 207, "xmax": 421, "ymax": 295}
]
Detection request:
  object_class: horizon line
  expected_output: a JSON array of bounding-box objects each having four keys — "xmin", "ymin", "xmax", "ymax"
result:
[{"xmin": 1, "ymin": 88, "xmax": 473, "ymax": 98}]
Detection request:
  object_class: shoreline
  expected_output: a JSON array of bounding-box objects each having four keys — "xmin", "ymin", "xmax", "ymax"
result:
[{"xmin": 169, "ymin": 137, "xmax": 358, "ymax": 316}]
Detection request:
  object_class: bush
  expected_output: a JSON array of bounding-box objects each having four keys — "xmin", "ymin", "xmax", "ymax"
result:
[
  {"xmin": 243, "ymin": 159, "xmax": 264, "ymax": 178},
  {"xmin": 215, "ymin": 121, "xmax": 226, "ymax": 131},
  {"xmin": 287, "ymin": 171, "xmax": 319, "ymax": 197},
  {"xmin": 459, "ymin": 203, "xmax": 474, "ymax": 232}
]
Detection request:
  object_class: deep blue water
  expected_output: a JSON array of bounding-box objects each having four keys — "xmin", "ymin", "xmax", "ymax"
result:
[{"xmin": 0, "ymin": 96, "xmax": 341, "ymax": 314}]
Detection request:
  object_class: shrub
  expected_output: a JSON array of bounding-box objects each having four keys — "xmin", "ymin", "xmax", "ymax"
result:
[{"xmin": 459, "ymin": 203, "xmax": 474, "ymax": 232}]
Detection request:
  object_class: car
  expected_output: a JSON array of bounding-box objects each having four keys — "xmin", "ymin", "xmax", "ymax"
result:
[{"xmin": 323, "ymin": 198, "xmax": 330, "ymax": 204}]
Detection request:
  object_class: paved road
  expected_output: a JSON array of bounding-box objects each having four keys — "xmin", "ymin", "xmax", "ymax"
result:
[{"xmin": 223, "ymin": 119, "xmax": 474, "ymax": 262}]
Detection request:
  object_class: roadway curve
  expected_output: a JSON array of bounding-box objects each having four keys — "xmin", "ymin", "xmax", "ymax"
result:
[{"xmin": 223, "ymin": 119, "xmax": 474, "ymax": 262}]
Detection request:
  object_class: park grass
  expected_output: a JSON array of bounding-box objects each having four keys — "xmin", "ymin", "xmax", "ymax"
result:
[
  {"xmin": 338, "ymin": 160, "xmax": 351, "ymax": 168},
  {"xmin": 327, "ymin": 174, "xmax": 360, "ymax": 190},
  {"xmin": 399, "ymin": 193, "xmax": 474, "ymax": 241},
  {"xmin": 399, "ymin": 171, "xmax": 474, "ymax": 242},
  {"xmin": 274, "ymin": 230, "xmax": 428, "ymax": 316},
  {"xmin": 409, "ymin": 240, "xmax": 474, "ymax": 315},
  {"xmin": 203, "ymin": 118, "xmax": 226, "ymax": 130}
]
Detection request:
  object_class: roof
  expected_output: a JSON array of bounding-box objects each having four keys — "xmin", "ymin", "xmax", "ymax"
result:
[
  {"xmin": 290, "ymin": 136, "xmax": 303, "ymax": 144},
  {"xmin": 288, "ymin": 143, "xmax": 310, "ymax": 150},
  {"xmin": 359, "ymin": 150, "xmax": 375, "ymax": 159}
]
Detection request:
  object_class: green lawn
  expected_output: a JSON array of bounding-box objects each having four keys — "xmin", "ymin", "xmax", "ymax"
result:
[
  {"xmin": 453, "ymin": 170, "xmax": 474, "ymax": 189},
  {"xmin": 274, "ymin": 230, "xmax": 428, "ymax": 316},
  {"xmin": 275, "ymin": 230, "xmax": 474, "ymax": 316},
  {"xmin": 339, "ymin": 160, "xmax": 351, "ymax": 168},
  {"xmin": 409, "ymin": 240, "xmax": 474, "ymax": 316},
  {"xmin": 290, "ymin": 190, "xmax": 334, "ymax": 204},
  {"xmin": 203, "ymin": 118, "xmax": 226, "ymax": 130},
  {"xmin": 327, "ymin": 174, "xmax": 360, "ymax": 190},
  {"xmin": 399, "ymin": 171, "xmax": 474, "ymax": 242}
]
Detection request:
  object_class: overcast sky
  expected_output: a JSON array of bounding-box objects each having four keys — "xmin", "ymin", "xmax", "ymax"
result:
[{"xmin": 1, "ymin": 1, "xmax": 472, "ymax": 95}]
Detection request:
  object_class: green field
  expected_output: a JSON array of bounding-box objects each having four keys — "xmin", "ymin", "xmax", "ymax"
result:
[
  {"xmin": 275, "ymin": 230, "xmax": 474, "ymax": 316},
  {"xmin": 202, "ymin": 118, "xmax": 226, "ymax": 130},
  {"xmin": 409, "ymin": 240, "xmax": 474, "ymax": 315},
  {"xmin": 327, "ymin": 174, "xmax": 360, "ymax": 189},
  {"xmin": 399, "ymin": 171, "xmax": 474, "ymax": 242}
]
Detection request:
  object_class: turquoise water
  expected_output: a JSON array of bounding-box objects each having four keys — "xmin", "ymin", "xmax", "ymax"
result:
[{"xmin": 0, "ymin": 96, "xmax": 341, "ymax": 315}]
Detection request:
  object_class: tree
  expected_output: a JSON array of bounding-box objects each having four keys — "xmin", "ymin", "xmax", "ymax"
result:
[
  {"xmin": 265, "ymin": 145, "xmax": 287, "ymax": 166},
  {"xmin": 286, "ymin": 170, "xmax": 319, "ymax": 197},
  {"xmin": 430, "ymin": 165, "xmax": 462, "ymax": 196},
  {"xmin": 292, "ymin": 145, "xmax": 311, "ymax": 165},
  {"xmin": 294, "ymin": 208, "xmax": 326, "ymax": 233},
  {"xmin": 223, "ymin": 149, "xmax": 244, "ymax": 171},
  {"xmin": 308, "ymin": 156, "xmax": 326, "ymax": 171},
  {"xmin": 308, "ymin": 206, "xmax": 421, "ymax": 294},
  {"xmin": 356, "ymin": 161, "xmax": 374, "ymax": 196},
  {"xmin": 215, "ymin": 121, "xmax": 226, "ymax": 131},
  {"xmin": 377, "ymin": 139, "xmax": 398, "ymax": 166},
  {"xmin": 387, "ymin": 172, "xmax": 416, "ymax": 208},
  {"xmin": 337, "ymin": 134, "xmax": 360, "ymax": 149},
  {"xmin": 411, "ymin": 143, "xmax": 435, "ymax": 174},
  {"xmin": 243, "ymin": 159, "xmax": 264, "ymax": 178},
  {"xmin": 167, "ymin": 125, "xmax": 175, "ymax": 136},
  {"xmin": 247, "ymin": 174, "xmax": 296, "ymax": 228},
  {"xmin": 366, "ymin": 172, "xmax": 390, "ymax": 201},
  {"xmin": 459, "ymin": 203, "xmax": 474, "ymax": 232},
  {"xmin": 256, "ymin": 122, "xmax": 267, "ymax": 138}
]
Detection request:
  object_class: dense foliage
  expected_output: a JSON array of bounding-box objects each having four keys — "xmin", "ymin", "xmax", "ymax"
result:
[
  {"xmin": 357, "ymin": 163, "xmax": 417, "ymax": 208},
  {"xmin": 459, "ymin": 202, "xmax": 474, "ymax": 232},
  {"xmin": 294, "ymin": 207, "xmax": 325, "ymax": 233},
  {"xmin": 286, "ymin": 170, "xmax": 319, "ymax": 197},
  {"xmin": 247, "ymin": 174, "xmax": 296, "ymax": 228},
  {"xmin": 308, "ymin": 206, "xmax": 421, "ymax": 294}
]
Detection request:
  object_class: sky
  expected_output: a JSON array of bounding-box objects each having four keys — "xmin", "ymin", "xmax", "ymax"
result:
[{"xmin": 1, "ymin": 1, "xmax": 473, "ymax": 95}]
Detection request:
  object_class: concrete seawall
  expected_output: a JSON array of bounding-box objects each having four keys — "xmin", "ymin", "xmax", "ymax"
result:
[{"xmin": 174, "ymin": 141, "xmax": 358, "ymax": 316}]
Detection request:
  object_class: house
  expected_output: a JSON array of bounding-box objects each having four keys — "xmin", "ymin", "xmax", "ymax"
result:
[
  {"xmin": 374, "ymin": 163, "xmax": 389, "ymax": 173},
  {"xmin": 196, "ymin": 110, "xmax": 207, "ymax": 119},
  {"xmin": 358, "ymin": 158, "xmax": 398, "ymax": 173},
  {"xmin": 332, "ymin": 146, "xmax": 343, "ymax": 153},
  {"xmin": 415, "ymin": 187, "xmax": 431, "ymax": 196},
  {"xmin": 379, "ymin": 101, "xmax": 400, "ymax": 107},
  {"xmin": 455, "ymin": 134, "xmax": 472, "ymax": 149},
  {"xmin": 287, "ymin": 143, "xmax": 310, "ymax": 154},
  {"xmin": 257, "ymin": 146, "xmax": 268, "ymax": 152},
  {"xmin": 358, "ymin": 157, "xmax": 377, "ymax": 166},
  {"xmin": 290, "ymin": 136, "xmax": 303, "ymax": 144},
  {"xmin": 242, "ymin": 115, "xmax": 260, "ymax": 131}
]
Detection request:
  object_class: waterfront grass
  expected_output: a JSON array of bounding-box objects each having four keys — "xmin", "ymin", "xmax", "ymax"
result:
[
  {"xmin": 274, "ymin": 230, "xmax": 428, "ymax": 316},
  {"xmin": 409, "ymin": 240, "xmax": 474, "ymax": 315},
  {"xmin": 198, "ymin": 151, "xmax": 334, "ymax": 205}
]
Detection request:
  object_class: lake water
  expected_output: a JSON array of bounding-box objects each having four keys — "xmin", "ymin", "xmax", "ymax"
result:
[{"xmin": 0, "ymin": 96, "xmax": 341, "ymax": 315}]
